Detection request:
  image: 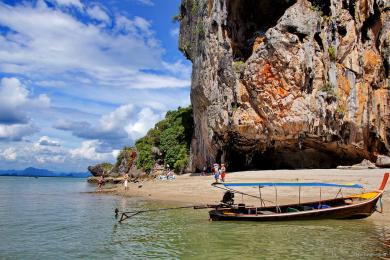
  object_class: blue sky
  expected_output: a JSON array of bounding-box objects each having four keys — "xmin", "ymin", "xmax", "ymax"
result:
[{"xmin": 0, "ymin": 0, "xmax": 191, "ymax": 171}]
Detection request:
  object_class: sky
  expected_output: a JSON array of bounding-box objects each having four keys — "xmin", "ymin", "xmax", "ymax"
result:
[{"xmin": 0, "ymin": 0, "xmax": 191, "ymax": 172}]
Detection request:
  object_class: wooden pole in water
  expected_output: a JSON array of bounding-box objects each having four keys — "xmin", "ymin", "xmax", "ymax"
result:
[
  {"xmin": 274, "ymin": 185, "xmax": 280, "ymax": 213},
  {"xmin": 299, "ymin": 186, "xmax": 301, "ymax": 206},
  {"xmin": 319, "ymin": 187, "xmax": 322, "ymax": 209}
]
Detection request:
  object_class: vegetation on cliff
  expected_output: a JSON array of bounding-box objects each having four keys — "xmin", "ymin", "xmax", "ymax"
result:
[{"xmin": 135, "ymin": 106, "xmax": 193, "ymax": 173}]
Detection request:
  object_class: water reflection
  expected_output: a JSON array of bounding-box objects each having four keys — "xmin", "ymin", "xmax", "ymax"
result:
[
  {"xmin": 113, "ymin": 203, "xmax": 390, "ymax": 259},
  {"xmin": 1, "ymin": 177, "xmax": 389, "ymax": 260},
  {"xmin": 88, "ymin": 196, "xmax": 365, "ymax": 260}
]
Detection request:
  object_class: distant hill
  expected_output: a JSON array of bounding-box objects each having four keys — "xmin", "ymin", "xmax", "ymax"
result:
[{"xmin": 0, "ymin": 167, "xmax": 90, "ymax": 178}]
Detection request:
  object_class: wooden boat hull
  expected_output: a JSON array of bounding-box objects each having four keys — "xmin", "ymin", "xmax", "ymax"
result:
[
  {"xmin": 209, "ymin": 195, "xmax": 382, "ymax": 222},
  {"xmin": 210, "ymin": 173, "xmax": 388, "ymax": 222}
]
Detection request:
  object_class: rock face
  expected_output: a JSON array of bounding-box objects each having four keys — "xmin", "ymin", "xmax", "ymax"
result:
[
  {"xmin": 88, "ymin": 149, "xmax": 145, "ymax": 179},
  {"xmin": 376, "ymin": 155, "xmax": 390, "ymax": 167},
  {"xmin": 179, "ymin": 0, "xmax": 390, "ymax": 170},
  {"xmin": 88, "ymin": 163, "xmax": 113, "ymax": 177}
]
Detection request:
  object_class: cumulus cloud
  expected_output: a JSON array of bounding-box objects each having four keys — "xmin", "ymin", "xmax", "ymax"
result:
[
  {"xmin": 86, "ymin": 5, "xmax": 110, "ymax": 23},
  {"xmin": 70, "ymin": 140, "xmax": 113, "ymax": 161},
  {"xmin": 100, "ymin": 104, "xmax": 134, "ymax": 132},
  {"xmin": 124, "ymin": 107, "xmax": 161, "ymax": 140},
  {"xmin": 54, "ymin": 104, "xmax": 163, "ymax": 150},
  {"xmin": 54, "ymin": 120, "xmax": 128, "ymax": 146},
  {"xmin": 38, "ymin": 136, "xmax": 61, "ymax": 147},
  {"xmin": 0, "ymin": 136, "xmax": 70, "ymax": 169},
  {"xmin": 1, "ymin": 147, "xmax": 17, "ymax": 161},
  {"xmin": 51, "ymin": 0, "xmax": 83, "ymax": 9},
  {"xmin": 0, "ymin": 124, "xmax": 39, "ymax": 141},
  {"xmin": 0, "ymin": 77, "xmax": 50, "ymax": 124},
  {"xmin": 0, "ymin": 77, "xmax": 48, "ymax": 141},
  {"xmin": 0, "ymin": 77, "xmax": 28, "ymax": 108}
]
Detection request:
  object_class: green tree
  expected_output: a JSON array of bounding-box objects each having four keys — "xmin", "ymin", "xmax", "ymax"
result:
[{"xmin": 134, "ymin": 106, "xmax": 193, "ymax": 174}]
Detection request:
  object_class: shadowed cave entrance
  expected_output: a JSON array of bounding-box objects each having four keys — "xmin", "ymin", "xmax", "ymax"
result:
[
  {"xmin": 225, "ymin": 147, "xmax": 365, "ymax": 171},
  {"xmin": 226, "ymin": 0, "xmax": 296, "ymax": 61}
]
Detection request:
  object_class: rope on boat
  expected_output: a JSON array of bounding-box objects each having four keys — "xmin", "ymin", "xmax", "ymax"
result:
[{"xmin": 334, "ymin": 188, "xmax": 343, "ymax": 199}]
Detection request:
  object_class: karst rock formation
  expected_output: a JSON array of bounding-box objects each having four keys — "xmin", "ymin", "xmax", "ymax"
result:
[{"xmin": 179, "ymin": 0, "xmax": 389, "ymax": 170}]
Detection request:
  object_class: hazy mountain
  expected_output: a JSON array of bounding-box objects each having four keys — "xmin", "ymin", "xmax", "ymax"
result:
[{"xmin": 0, "ymin": 167, "xmax": 90, "ymax": 178}]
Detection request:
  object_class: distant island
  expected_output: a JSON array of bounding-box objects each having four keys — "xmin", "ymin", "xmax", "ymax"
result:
[{"xmin": 0, "ymin": 167, "xmax": 91, "ymax": 178}]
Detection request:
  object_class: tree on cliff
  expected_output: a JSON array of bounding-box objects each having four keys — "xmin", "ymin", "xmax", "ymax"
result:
[{"xmin": 135, "ymin": 106, "xmax": 193, "ymax": 173}]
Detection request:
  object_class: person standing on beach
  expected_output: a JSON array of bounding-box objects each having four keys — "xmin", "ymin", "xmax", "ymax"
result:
[
  {"xmin": 213, "ymin": 163, "xmax": 220, "ymax": 183},
  {"xmin": 124, "ymin": 173, "xmax": 129, "ymax": 191},
  {"xmin": 214, "ymin": 170, "xmax": 220, "ymax": 183},
  {"xmin": 220, "ymin": 164, "xmax": 226, "ymax": 182},
  {"xmin": 213, "ymin": 163, "xmax": 219, "ymax": 174},
  {"xmin": 98, "ymin": 175, "xmax": 104, "ymax": 191}
]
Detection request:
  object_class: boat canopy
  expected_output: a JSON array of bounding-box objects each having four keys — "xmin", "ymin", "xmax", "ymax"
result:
[{"xmin": 217, "ymin": 182, "xmax": 363, "ymax": 189}]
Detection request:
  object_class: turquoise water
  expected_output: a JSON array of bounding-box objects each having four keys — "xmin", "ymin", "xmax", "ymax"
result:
[{"xmin": 0, "ymin": 177, "xmax": 389, "ymax": 259}]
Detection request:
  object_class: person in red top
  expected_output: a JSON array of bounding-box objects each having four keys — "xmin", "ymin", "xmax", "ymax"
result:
[{"xmin": 220, "ymin": 164, "xmax": 226, "ymax": 182}]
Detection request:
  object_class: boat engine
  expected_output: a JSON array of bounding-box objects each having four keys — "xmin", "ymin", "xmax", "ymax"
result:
[{"xmin": 222, "ymin": 191, "xmax": 235, "ymax": 205}]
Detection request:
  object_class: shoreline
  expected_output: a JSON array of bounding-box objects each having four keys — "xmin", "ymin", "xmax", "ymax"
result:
[{"xmin": 93, "ymin": 168, "xmax": 390, "ymax": 224}]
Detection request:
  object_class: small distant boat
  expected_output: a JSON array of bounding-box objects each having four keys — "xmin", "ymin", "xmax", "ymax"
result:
[{"xmin": 209, "ymin": 173, "xmax": 388, "ymax": 221}]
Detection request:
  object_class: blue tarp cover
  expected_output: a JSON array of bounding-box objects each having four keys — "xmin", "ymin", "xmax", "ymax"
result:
[{"xmin": 219, "ymin": 182, "xmax": 363, "ymax": 189}]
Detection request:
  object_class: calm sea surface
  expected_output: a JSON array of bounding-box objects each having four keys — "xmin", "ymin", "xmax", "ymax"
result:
[{"xmin": 0, "ymin": 176, "xmax": 389, "ymax": 259}]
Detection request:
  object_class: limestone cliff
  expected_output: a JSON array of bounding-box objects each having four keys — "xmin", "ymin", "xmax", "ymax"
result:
[{"xmin": 179, "ymin": 0, "xmax": 390, "ymax": 170}]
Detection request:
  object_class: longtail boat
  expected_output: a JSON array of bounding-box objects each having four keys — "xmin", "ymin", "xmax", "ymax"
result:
[{"xmin": 209, "ymin": 173, "xmax": 388, "ymax": 221}]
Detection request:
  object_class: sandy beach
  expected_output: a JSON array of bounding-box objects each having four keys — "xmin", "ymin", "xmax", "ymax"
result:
[{"xmin": 99, "ymin": 168, "xmax": 390, "ymax": 223}]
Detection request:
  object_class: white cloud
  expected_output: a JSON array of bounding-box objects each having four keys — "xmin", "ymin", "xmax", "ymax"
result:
[
  {"xmin": 55, "ymin": 104, "xmax": 164, "ymax": 150},
  {"xmin": 0, "ymin": 3, "xmax": 189, "ymax": 89},
  {"xmin": 125, "ymin": 107, "xmax": 161, "ymax": 140},
  {"xmin": 38, "ymin": 136, "xmax": 61, "ymax": 147},
  {"xmin": 0, "ymin": 77, "xmax": 50, "ymax": 126},
  {"xmin": 136, "ymin": 0, "xmax": 154, "ymax": 6},
  {"xmin": 0, "ymin": 77, "xmax": 28, "ymax": 108},
  {"xmin": 52, "ymin": 0, "xmax": 83, "ymax": 9},
  {"xmin": 100, "ymin": 104, "xmax": 134, "ymax": 131},
  {"xmin": 0, "ymin": 77, "xmax": 50, "ymax": 109},
  {"xmin": 0, "ymin": 124, "xmax": 38, "ymax": 141},
  {"xmin": 132, "ymin": 16, "xmax": 153, "ymax": 36},
  {"xmin": 70, "ymin": 140, "xmax": 112, "ymax": 161},
  {"xmin": 1, "ymin": 147, "xmax": 17, "ymax": 161},
  {"xmin": 86, "ymin": 5, "xmax": 110, "ymax": 23},
  {"xmin": 0, "ymin": 1, "xmax": 192, "ymax": 172},
  {"xmin": 112, "ymin": 149, "xmax": 120, "ymax": 158}
]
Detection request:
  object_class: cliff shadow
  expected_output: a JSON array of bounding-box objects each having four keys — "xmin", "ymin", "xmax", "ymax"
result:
[{"xmin": 226, "ymin": 0, "xmax": 296, "ymax": 61}]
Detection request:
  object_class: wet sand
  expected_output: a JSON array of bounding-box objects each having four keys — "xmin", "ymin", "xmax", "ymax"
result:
[{"xmin": 100, "ymin": 168, "xmax": 390, "ymax": 224}]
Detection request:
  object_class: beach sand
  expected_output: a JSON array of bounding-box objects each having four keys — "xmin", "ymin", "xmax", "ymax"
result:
[{"xmin": 100, "ymin": 168, "xmax": 390, "ymax": 223}]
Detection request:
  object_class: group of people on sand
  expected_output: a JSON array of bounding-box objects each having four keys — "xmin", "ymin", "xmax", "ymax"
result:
[
  {"xmin": 201, "ymin": 163, "xmax": 227, "ymax": 182},
  {"xmin": 97, "ymin": 173, "xmax": 130, "ymax": 192},
  {"xmin": 212, "ymin": 163, "xmax": 226, "ymax": 183}
]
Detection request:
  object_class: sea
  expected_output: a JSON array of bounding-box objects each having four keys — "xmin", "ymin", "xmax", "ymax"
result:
[{"xmin": 0, "ymin": 176, "xmax": 389, "ymax": 259}]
